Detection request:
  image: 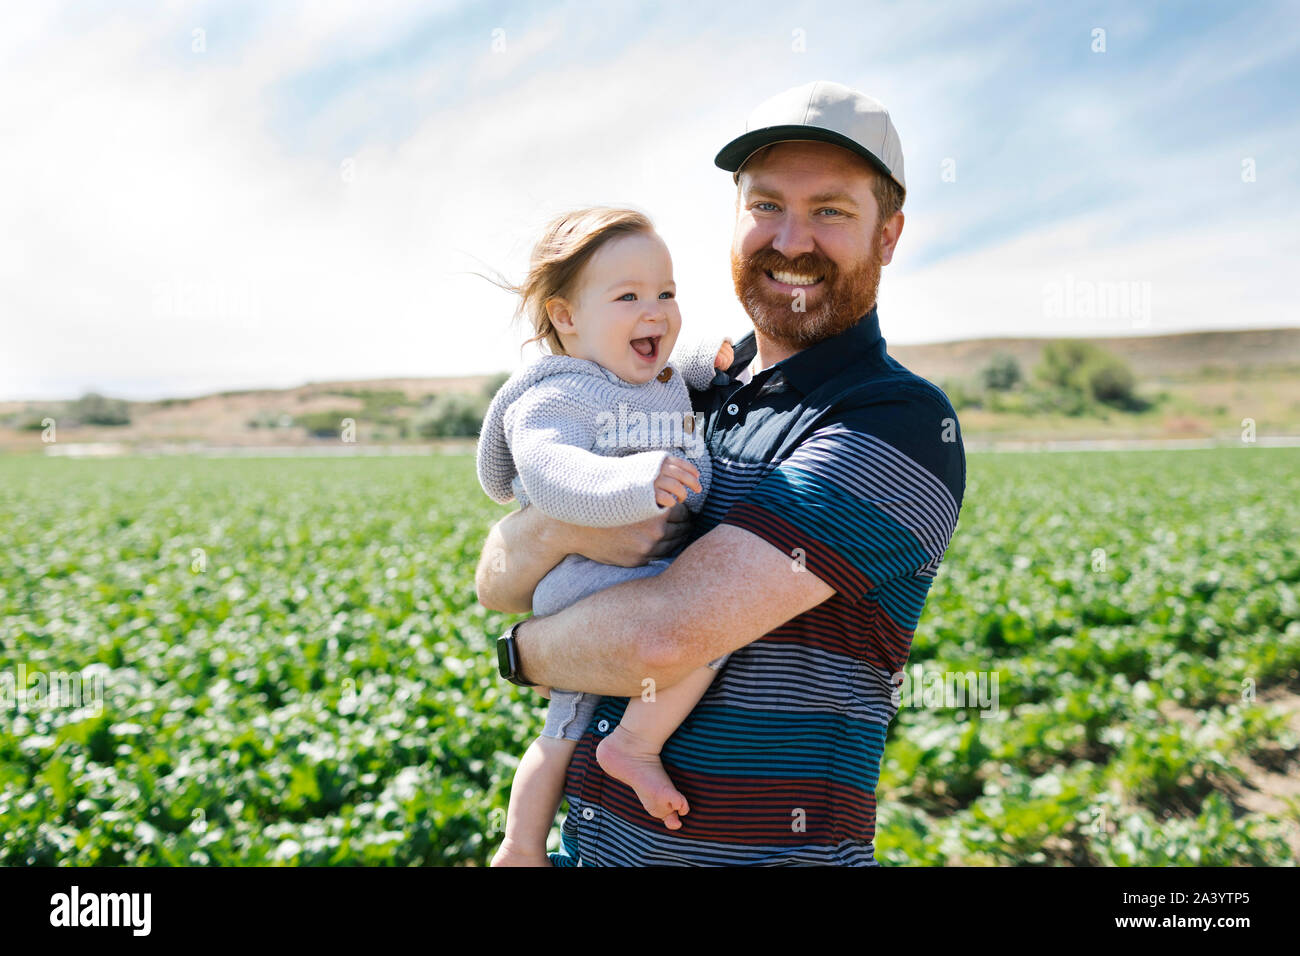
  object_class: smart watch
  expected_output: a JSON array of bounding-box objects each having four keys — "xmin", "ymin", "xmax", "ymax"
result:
[{"xmin": 496, "ymin": 620, "xmax": 535, "ymax": 686}]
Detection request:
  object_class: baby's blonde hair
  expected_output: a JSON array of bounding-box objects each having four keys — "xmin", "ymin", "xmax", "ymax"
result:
[{"xmin": 502, "ymin": 207, "xmax": 655, "ymax": 355}]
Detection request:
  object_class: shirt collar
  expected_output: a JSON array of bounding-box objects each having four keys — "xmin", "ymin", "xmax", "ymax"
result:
[{"xmin": 726, "ymin": 306, "xmax": 886, "ymax": 396}]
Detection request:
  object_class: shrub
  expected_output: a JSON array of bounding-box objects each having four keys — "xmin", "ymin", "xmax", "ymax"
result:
[
  {"xmin": 247, "ymin": 411, "xmax": 295, "ymax": 430},
  {"xmin": 323, "ymin": 389, "xmax": 411, "ymax": 425},
  {"xmin": 980, "ymin": 354, "xmax": 1022, "ymax": 392},
  {"xmin": 1088, "ymin": 360, "xmax": 1139, "ymax": 409},
  {"xmin": 940, "ymin": 380, "xmax": 982, "ymax": 411},
  {"xmin": 295, "ymin": 410, "xmax": 354, "ymax": 438},
  {"xmin": 11, "ymin": 409, "xmax": 58, "ymax": 431},
  {"xmin": 1036, "ymin": 341, "xmax": 1097, "ymax": 393},
  {"xmin": 70, "ymin": 392, "xmax": 130, "ymax": 426},
  {"xmin": 414, "ymin": 394, "xmax": 485, "ymax": 438},
  {"xmin": 1035, "ymin": 341, "xmax": 1141, "ymax": 412}
]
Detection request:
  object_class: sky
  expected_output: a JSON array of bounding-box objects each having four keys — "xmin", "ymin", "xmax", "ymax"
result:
[{"xmin": 2, "ymin": 0, "xmax": 1297, "ymax": 401}]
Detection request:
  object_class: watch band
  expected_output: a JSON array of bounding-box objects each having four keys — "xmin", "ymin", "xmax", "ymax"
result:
[{"xmin": 497, "ymin": 620, "xmax": 535, "ymax": 686}]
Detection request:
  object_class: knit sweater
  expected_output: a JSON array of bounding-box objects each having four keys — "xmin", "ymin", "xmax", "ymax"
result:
[{"xmin": 476, "ymin": 338, "xmax": 724, "ymax": 527}]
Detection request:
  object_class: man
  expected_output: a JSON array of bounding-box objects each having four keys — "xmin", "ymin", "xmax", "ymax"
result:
[{"xmin": 478, "ymin": 80, "xmax": 966, "ymax": 865}]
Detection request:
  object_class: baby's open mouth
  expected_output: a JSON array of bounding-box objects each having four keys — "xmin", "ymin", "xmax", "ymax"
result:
[
  {"xmin": 630, "ymin": 336, "xmax": 660, "ymax": 360},
  {"xmin": 765, "ymin": 268, "xmax": 825, "ymax": 287}
]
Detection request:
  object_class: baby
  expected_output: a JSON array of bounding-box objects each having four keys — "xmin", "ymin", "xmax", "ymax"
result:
[{"xmin": 476, "ymin": 206, "xmax": 733, "ymax": 867}]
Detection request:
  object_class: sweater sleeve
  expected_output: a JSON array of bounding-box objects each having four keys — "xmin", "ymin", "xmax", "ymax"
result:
[
  {"xmin": 504, "ymin": 383, "xmax": 672, "ymax": 527},
  {"xmin": 671, "ymin": 335, "xmax": 732, "ymax": 391}
]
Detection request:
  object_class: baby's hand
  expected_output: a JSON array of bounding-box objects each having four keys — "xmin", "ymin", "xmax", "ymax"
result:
[
  {"xmin": 714, "ymin": 339, "xmax": 734, "ymax": 370},
  {"xmin": 654, "ymin": 456, "xmax": 702, "ymax": 508}
]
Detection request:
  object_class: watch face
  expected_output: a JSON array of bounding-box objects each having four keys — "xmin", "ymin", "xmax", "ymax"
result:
[{"xmin": 496, "ymin": 635, "xmax": 513, "ymax": 679}]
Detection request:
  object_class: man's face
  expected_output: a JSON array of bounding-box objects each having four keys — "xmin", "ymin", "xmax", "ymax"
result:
[{"xmin": 730, "ymin": 140, "xmax": 900, "ymax": 350}]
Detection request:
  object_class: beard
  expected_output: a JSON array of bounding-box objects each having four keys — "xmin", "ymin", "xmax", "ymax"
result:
[{"xmin": 730, "ymin": 230, "xmax": 884, "ymax": 350}]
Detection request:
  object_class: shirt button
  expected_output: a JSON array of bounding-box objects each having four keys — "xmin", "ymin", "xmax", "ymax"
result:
[
  {"xmin": 581, "ymin": 807, "xmax": 596, "ymax": 820},
  {"xmin": 596, "ymin": 719, "xmax": 610, "ymax": 732},
  {"xmin": 726, "ymin": 403, "xmax": 739, "ymax": 416}
]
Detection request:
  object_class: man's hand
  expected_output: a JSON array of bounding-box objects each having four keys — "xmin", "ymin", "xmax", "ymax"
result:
[
  {"xmin": 475, "ymin": 502, "xmax": 692, "ymax": 613},
  {"xmin": 577, "ymin": 500, "xmax": 692, "ymax": 566}
]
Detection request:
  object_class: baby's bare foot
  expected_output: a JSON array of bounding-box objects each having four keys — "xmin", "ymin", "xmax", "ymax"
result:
[
  {"xmin": 490, "ymin": 838, "xmax": 553, "ymax": 867},
  {"xmin": 596, "ymin": 724, "xmax": 689, "ymax": 829}
]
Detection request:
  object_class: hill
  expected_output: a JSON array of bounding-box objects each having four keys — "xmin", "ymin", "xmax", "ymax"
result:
[
  {"xmin": 888, "ymin": 327, "xmax": 1300, "ymax": 383},
  {"xmin": 3, "ymin": 328, "xmax": 1298, "ymax": 452}
]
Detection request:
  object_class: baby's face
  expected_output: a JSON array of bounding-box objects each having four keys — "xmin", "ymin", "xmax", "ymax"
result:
[{"xmin": 558, "ymin": 230, "xmax": 681, "ymax": 385}]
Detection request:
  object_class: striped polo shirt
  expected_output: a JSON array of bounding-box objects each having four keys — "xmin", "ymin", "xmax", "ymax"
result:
[{"xmin": 548, "ymin": 306, "xmax": 966, "ymax": 866}]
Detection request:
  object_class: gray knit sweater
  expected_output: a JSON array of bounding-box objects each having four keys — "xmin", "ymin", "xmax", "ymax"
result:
[{"xmin": 476, "ymin": 338, "xmax": 723, "ymax": 527}]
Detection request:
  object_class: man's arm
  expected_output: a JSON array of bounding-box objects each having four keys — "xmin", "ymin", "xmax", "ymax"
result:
[
  {"xmin": 510, "ymin": 402, "xmax": 966, "ymax": 695},
  {"xmin": 474, "ymin": 502, "xmax": 694, "ymax": 614},
  {"xmin": 512, "ymin": 523, "xmax": 834, "ymax": 696}
]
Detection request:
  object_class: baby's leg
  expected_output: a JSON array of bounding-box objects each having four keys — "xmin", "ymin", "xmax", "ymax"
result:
[
  {"xmin": 596, "ymin": 664, "xmax": 719, "ymax": 830},
  {"xmin": 491, "ymin": 734, "xmax": 574, "ymax": 867}
]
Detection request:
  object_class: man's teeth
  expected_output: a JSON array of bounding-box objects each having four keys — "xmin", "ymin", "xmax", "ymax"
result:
[{"xmin": 770, "ymin": 270, "xmax": 823, "ymax": 286}]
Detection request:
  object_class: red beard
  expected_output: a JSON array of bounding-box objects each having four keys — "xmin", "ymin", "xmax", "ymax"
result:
[{"xmin": 730, "ymin": 231, "xmax": 884, "ymax": 349}]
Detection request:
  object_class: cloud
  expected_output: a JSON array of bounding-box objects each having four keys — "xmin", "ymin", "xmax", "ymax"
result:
[
  {"xmin": 888, "ymin": 201, "xmax": 1299, "ymax": 343},
  {"xmin": 1, "ymin": 0, "xmax": 1295, "ymax": 400}
]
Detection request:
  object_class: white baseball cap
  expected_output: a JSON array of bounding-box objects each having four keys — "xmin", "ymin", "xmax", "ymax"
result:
[{"xmin": 714, "ymin": 80, "xmax": 906, "ymax": 194}]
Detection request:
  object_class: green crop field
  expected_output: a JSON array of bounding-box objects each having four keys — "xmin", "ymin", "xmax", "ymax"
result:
[{"xmin": 2, "ymin": 449, "xmax": 1298, "ymax": 866}]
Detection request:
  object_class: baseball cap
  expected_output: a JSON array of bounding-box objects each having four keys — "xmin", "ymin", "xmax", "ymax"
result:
[{"xmin": 714, "ymin": 80, "xmax": 906, "ymax": 194}]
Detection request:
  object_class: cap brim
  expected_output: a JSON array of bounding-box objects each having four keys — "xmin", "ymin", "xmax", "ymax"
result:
[{"xmin": 714, "ymin": 124, "xmax": 902, "ymax": 193}]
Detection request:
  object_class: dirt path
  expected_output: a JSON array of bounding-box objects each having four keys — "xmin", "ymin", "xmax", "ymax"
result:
[{"xmin": 1161, "ymin": 684, "xmax": 1300, "ymax": 860}]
